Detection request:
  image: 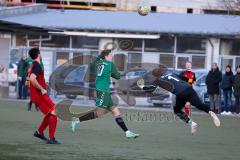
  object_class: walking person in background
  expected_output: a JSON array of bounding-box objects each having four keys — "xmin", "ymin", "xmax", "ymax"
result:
[
  {"xmin": 17, "ymin": 53, "xmax": 28, "ymax": 99},
  {"xmin": 206, "ymin": 63, "xmax": 222, "ymax": 113},
  {"xmin": 179, "ymin": 61, "xmax": 196, "ymax": 116},
  {"xmin": 233, "ymin": 65, "xmax": 240, "ymax": 115},
  {"xmin": 221, "ymin": 65, "xmax": 234, "ymax": 115}
]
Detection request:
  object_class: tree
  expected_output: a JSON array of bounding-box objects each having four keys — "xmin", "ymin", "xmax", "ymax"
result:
[{"xmin": 220, "ymin": 0, "xmax": 240, "ymax": 14}]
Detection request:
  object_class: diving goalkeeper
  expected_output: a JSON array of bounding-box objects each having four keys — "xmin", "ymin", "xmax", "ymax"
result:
[{"xmin": 142, "ymin": 66, "xmax": 220, "ymax": 134}]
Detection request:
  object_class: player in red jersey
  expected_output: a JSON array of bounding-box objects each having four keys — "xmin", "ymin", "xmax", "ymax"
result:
[
  {"xmin": 28, "ymin": 48, "xmax": 60, "ymax": 144},
  {"xmin": 179, "ymin": 61, "xmax": 196, "ymax": 118}
]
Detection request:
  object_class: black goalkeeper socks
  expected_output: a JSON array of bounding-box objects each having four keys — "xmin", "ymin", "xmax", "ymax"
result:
[
  {"xmin": 115, "ymin": 116, "xmax": 128, "ymax": 132},
  {"xmin": 78, "ymin": 110, "xmax": 98, "ymax": 122}
]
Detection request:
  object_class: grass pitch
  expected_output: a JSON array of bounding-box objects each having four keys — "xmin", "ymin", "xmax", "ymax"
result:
[{"xmin": 0, "ymin": 100, "xmax": 239, "ymax": 160}]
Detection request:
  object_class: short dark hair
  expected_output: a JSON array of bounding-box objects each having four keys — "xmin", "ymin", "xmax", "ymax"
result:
[
  {"xmin": 152, "ymin": 65, "xmax": 167, "ymax": 78},
  {"xmin": 99, "ymin": 50, "xmax": 111, "ymax": 59},
  {"xmin": 28, "ymin": 48, "xmax": 40, "ymax": 60}
]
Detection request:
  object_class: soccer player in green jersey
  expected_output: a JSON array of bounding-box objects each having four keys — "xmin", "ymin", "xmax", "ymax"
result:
[{"xmin": 71, "ymin": 50, "xmax": 140, "ymax": 139}]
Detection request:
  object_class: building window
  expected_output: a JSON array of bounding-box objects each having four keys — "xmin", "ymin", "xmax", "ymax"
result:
[
  {"xmin": 236, "ymin": 58, "xmax": 240, "ymax": 69},
  {"xmin": 144, "ymin": 36, "xmax": 174, "ymax": 53},
  {"xmin": 177, "ymin": 56, "xmax": 190, "ymax": 69},
  {"xmin": 117, "ymin": 39, "xmax": 143, "ymax": 51},
  {"xmin": 27, "ymin": 35, "xmax": 40, "ymax": 47},
  {"xmin": 28, "ymin": 35, "xmax": 40, "ymax": 39},
  {"xmin": 41, "ymin": 35, "xmax": 70, "ymax": 48},
  {"xmin": 187, "ymin": 8, "xmax": 193, "ymax": 14},
  {"xmin": 192, "ymin": 56, "xmax": 205, "ymax": 69},
  {"xmin": 177, "ymin": 37, "xmax": 206, "ymax": 54},
  {"xmin": 72, "ymin": 36, "xmax": 99, "ymax": 49},
  {"xmin": 16, "ymin": 33, "xmax": 27, "ymax": 46},
  {"xmin": 72, "ymin": 53, "xmax": 84, "ymax": 65},
  {"xmin": 220, "ymin": 39, "xmax": 240, "ymax": 55},
  {"xmin": 204, "ymin": 9, "xmax": 240, "ymax": 15},
  {"xmin": 151, "ymin": 6, "xmax": 157, "ymax": 13},
  {"xmin": 159, "ymin": 54, "xmax": 174, "ymax": 68},
  {"xmin": 128, "ymin": 53, "xmax": 142, "ymax": 68},
  {"xmin": 92, "ymin": 3, "xmax": 116, "ymax": 7},
  {"xmin": 113, "ymin": 54, "xmax": 127, "ymax": 72},
  {"xmin": 72, "ymin": 53, "xmax": 94, "ymax": 65},
  {"xmin": 56, "ymin": 52, "xmax": 69, "ymax": 67}
]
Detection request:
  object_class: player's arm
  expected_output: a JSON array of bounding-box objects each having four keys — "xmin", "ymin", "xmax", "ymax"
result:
[
  {"xmin": 111, "ymin": 63, "xmax": 120, "ymax": 80},
  {"xmin": 233, "ymin": 76, "xmax": 240, "ymax": 89},
  {"xmin": 215, "ymin": 72, "xmax": 222, "ymax": 84},
  {"xmin": 192, "ymin": 73, "xmax": 197, "ymax": 84},
  {"xmin": 29, "ymin": 73, "xmax": 46, "ymax": 95},
  {"xmin": 154, "ymin": 79, "xmax": 174, "ymax": 93},
  {"xmin": 141, "ymin": 78, "xmax": 174, "ymax": 93},
  {"xmin": 205, "ymin": 73, "xmax": 209, "ymax": 85}
]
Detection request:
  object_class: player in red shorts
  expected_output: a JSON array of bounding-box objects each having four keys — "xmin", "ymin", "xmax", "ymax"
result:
[
  {"xmin": 28, "ymin": 48, "xmax": 60, "ymax": 144},
  {"xmin": 179, "ymin": 61, "xmax": 196, "ymax": 117}
]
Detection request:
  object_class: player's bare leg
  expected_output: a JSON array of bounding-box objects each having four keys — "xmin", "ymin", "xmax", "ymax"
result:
[
  {"xmin": 110, "ymin": 107, "xmax": 140, "ymax": 139},
  {"xmin": 71, "ymin": 107, "xmax": 109, "ymax": 132},
  {"xmin": 183, "ymin": 102, "xmax": 198, "ymax": 134}
]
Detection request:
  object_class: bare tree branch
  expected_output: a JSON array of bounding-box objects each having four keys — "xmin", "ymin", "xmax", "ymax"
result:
[{"xmin": 220, "ymin": 0, "xmax": 240, "ymax": 13}]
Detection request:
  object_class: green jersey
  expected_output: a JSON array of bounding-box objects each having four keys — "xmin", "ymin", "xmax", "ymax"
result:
[
  {"xmin": 18, "ymin": 57, "xmax": 44, "ymax": 77},
  {"xmin": 91, "ymin": 57, "xmax": 120, "ymax": 93}
]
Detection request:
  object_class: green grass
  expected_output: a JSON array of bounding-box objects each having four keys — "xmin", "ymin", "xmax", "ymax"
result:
[{"xmin": 0, "ymin": 100, "xmax": 240, "ymax": 160}]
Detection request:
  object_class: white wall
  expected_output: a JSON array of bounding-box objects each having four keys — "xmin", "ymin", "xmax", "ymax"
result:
[
  {"xmin": 41, "ymin": 51, "xmax": 54, "ymax": 83},
  {"xmin": 0, "ymin": 36, "xmax": 10, "ymax": 97},
  {"xmin": 0, "ymin": 36, "xmax": 10, "ymax": 72},
  {"xmin": 206, "ymin": 38, "xmax": 220, "ymax": 70}
]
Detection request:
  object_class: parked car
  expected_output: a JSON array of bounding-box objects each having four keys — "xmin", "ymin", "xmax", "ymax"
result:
[
  {"xmin": 124, "ymin": 68, "xmax": 147, "ymax": 79},
  {"xmin": 49, "ymin": 64, "xmax": 96, "ymax": 99},
  {"xmin": 194, "ymin": 71, "xmax": 235, "ymax": 106},
  {"xmin": 8, "ymin": 63, "xmax": 18, "ymax": 85}
]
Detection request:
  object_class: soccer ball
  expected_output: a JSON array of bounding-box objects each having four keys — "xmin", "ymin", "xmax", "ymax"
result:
[{"xmin": 138, "ymin": 6, "xmax": 150, "ymax": 16}]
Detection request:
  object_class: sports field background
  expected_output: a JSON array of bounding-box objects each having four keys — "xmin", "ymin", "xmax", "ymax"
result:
[{"xmin": 0, "ymin": 100, "xmax": 239, "ymax": 160}]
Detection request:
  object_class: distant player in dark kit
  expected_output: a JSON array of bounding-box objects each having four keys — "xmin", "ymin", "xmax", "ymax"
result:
[
  {"xmin": 142, "ymin": 66, "xmax": 220, "ymax": 134},
  {"xmin": 28, "ymin": 48, "xmax": 60, "ymax": 144}
]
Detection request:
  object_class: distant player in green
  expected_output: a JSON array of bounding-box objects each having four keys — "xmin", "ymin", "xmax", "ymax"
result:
[{"xmin": 71, "ymin": 50, "xmax": 139, "ymax": 139}]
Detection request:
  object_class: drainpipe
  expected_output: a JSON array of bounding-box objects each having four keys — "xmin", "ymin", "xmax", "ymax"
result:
[
  {"xmin": 208, "ymin": 38, "xmax": 214, "ymax": 67},
  {"xmin": 27, "ymin": 35, "xmax": 52, "ymax": 48},
  {"xmin": 173, "ymin": 35, "xmax": 177, "ymax": 70}
]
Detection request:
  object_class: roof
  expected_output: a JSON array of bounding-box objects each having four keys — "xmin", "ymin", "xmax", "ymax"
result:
[{"xmin": 0, "ymin": 5, "xmax": 240, "ymax": 36}]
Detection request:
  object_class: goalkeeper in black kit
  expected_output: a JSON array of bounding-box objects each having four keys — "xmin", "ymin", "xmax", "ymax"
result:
[{"xmin": 141, "ymin": 67, "xmax": 220, "ymax": 134}]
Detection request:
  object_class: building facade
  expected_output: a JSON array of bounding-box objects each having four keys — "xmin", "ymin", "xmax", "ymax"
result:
[
  {"xmin": 0, "ymin": 4, "xmax": 240, "ymax": 82},
  {"xmin": 12, "ymin": 0, "xmax": 237, "ymax": 15}
]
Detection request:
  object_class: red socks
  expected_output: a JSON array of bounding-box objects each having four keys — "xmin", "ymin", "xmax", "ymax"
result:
[
  {"xmin": 37, "ymin": 114, "xmax": 58, "ymax": 140},
  {"xmin": 48, "ymin": 114, "xmax": 57, "ymax": 140},
  {"xmin": 38, "ymin": 114, "xmax": 50, "ymax": 134}
]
